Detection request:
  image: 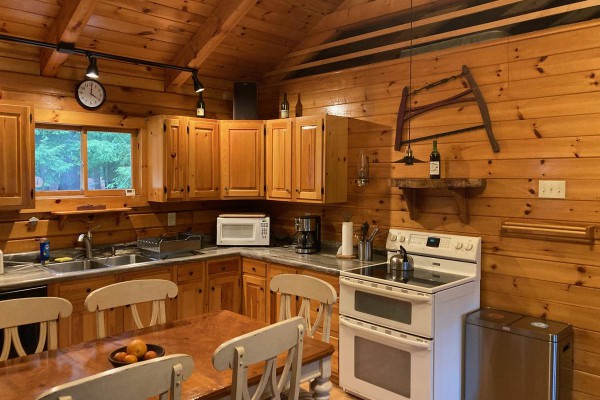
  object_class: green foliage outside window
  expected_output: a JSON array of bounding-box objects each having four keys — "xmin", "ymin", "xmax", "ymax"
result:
[{"xmin": 35, "ymin": 128, "xmax": 133, "ymax": 192}]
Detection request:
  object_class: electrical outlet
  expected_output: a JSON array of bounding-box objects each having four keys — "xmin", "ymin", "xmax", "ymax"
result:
[
  {"xmin": 539, "ymin": 180, "xmax": 566, "ymax": 198},
  {"xmin": 167, "ymin": 212, "xmax": 176, "ymax": 226}
]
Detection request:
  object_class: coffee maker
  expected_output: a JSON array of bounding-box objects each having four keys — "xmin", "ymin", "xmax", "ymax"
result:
[{"xmin": 294, "ymin": 215, "xmax": 321, "ymax": 254}]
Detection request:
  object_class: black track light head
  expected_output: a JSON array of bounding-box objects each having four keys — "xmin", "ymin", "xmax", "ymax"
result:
[
  {"xmin": 192, "ymin": 71, "xmax": 204, "ymax": 93},
  {"xmin": 86, "ymin": 55, "xmax": 99, "ymax": 79}
]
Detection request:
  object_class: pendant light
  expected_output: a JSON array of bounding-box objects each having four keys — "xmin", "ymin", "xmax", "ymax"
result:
[
  {"xmin": 85, "ymin": 55, "xmax": 99, "ymax": 79},
  {"xmin": 192, "ymin": 70, "xmax": 204, "ymax": 93}
]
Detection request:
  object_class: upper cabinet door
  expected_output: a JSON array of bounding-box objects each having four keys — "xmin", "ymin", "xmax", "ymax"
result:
[
  {"xmin": 266, "ymin": 119, "xmax": 292, "ymax": 200},
  {"xmin": 164, "ymin": 117, "xmax": 186, "ymax": 200},
  {"xmin": 219, "ymin": 120, "xmax": 264, "ymax": 198},
  {"xmin": 188, "ymin": 118, "xmax": 220, "ymax": 199},
  {"xmin": 294, "ymin": 116, "xmax": 324, "ymax": 202},
  {"xmin": 0, "ymin": 103, "xmax": 34, "ymax": 209}
]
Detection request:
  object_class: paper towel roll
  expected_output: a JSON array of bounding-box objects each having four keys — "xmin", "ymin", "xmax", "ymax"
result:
[{"xmin": 342, "ymin": 222, "xmax": 354, "ymax": 256}]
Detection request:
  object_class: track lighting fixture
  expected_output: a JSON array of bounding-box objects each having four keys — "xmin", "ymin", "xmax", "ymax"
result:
[
  {"xmin": 192, "ymin": 71, "xmax": 204, "ymax": 93},
  {"xmin": 85, "ymin": 55, "xmax": 99, "ymax": 79}
]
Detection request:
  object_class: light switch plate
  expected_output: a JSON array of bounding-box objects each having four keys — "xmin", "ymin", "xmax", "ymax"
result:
[
  {"xmin": 539, "ymin": 180, "xmax": 566, "ymax": 198},
  {"xmin": 167, "ymin": 212, "xmax": 176, "ymax": 226}
]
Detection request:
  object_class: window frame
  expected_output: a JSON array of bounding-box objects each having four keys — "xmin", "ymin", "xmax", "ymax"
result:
[{"xmin": 34, "ymin": 124, "xmax": 140, "ymax": 198}]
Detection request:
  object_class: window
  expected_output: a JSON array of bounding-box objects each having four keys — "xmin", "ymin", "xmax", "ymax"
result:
[{"xmin": 34, "ymin": 125, "xmax": 137, "ymax": 196}]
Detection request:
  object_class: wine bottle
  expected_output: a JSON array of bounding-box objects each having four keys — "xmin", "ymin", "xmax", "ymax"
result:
[
  {"xmin": 429, "ymin": 140, "xmax": 441, "ymax": 179},
  {"xmin": 196, "ymin": 92, "xmax": 205, "ymax": 118},
  {"xmin": 280, "ymin": 92, "xmax": 289, "ymax": 119}
]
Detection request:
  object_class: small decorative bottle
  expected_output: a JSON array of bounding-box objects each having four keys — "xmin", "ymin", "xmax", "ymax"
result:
[
  {"xmin": 430, "ymin": 140, "xmax": 441, "ymax": 179},
  {"xmin": 280, "ymin": 92, "xmax": 289, "ymax": 119},
  {"xmin": 196, "ymin": 92, "xmax": 205, "ymax": 118}
]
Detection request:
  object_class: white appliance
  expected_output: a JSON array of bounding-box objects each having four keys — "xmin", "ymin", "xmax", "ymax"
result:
[
  {"xmin": 339, "ymin": 228, "xmax": 482, "ymax": 400},
  {"xmin": 216, "ymin": 214, "xmax": 270, "ymax": 246}
]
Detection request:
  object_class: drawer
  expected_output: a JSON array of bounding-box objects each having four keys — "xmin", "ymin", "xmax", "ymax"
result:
[
  {"xmin": 177, "ymin": 262, "xmax": 205, "ymax": 283},
  {"xmin": 208, "ymin": 257, "xmax": 240, "ymax": 276},
  {"xmin": 243, "ymin": 259, "xmax": 267, "ymax": 276},
  {"xmin": 58, "ymin": 275, "xmax": 118, "ymax": 311}
]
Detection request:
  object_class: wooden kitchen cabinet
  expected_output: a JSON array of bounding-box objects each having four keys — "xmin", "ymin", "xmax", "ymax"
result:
[
  {"xmin": 50, "ymin": 275, "xmax": 118, "ymax": 347},
  {"xmin": 241, "ymin": 258, "xmax": 268, "ymax": 322},
  {"xmin": 0, "ymin": 102, "xmax": 34, "ymax": 209},
  {"xmin": 207, "ymin": 257, "xmax": 241, "ymax": 313},
  {"xmin": 176, "ymin": 261, "xmax": 207, "ymax": 319},
  {"xmin": 147, "ymin": 116, "xmax": 219, "ymax": 202},
  {"xmin": 121, "ymin": 267, "xmax": 176, "ymax": 332},
  {"xmin": 219, "ymin": 120, "xmax": 264, "ymax": 198},
  {"xmin": 266, "ymin": 119, "xmax": 293, "ymax": 200}
]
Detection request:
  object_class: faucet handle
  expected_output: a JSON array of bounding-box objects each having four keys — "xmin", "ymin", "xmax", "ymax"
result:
[{"xmin": 87, "ymin": 225, "xmax": 101, "ymax": 236}]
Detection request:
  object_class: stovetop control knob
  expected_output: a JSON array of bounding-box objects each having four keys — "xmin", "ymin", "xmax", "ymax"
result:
[
  {"xmin": 455, "ymin": 242, "xmax": 463, "ymax": 250},
  {"xmin": 398, "ymin": 235, "xmax": 406, "ymax": 243},
  {"xmin": 390, "ymin": 234, "xmax": 397, "ymax": 242},
  {"xmin": 465, "ymin": 242, "xmax": 473, "ymax": 251}
]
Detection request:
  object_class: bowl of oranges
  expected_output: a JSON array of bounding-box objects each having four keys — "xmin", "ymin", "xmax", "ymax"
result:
[{"xmin": 109, "ymin": 339, "xmax": 164, "ymax": 367}]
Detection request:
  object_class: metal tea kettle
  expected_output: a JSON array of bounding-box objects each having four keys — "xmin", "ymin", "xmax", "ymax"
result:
[{"xmin": 389, "ymin": 245, "xmax": 414, "ymax": 271}]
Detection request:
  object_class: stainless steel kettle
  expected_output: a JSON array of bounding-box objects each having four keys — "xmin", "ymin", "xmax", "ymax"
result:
[{"xmin": 389, "ymin": 245, "xmax": 414, "ymax": 271}]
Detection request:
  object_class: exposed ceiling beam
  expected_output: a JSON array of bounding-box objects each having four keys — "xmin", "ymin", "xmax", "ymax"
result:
[
  {"xmin": 40, "ymin": 0, "xmax": 100, "ymax": 77},
  {"xmin": 164, "ymin": 0, "xmax": 257, "ymax": 91}
]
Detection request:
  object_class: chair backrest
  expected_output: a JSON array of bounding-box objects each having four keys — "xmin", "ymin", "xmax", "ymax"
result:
[
  {"xmin": 84, "ymin": 279, "xmax": 178, "ymax": 338},
  {"xmin": 35, "ymin": 353, "xmax": 194, "ymax": 400},
  {"xmin": 0, "ymin": 297, "xmax": 72, "ymax": 361},
  {"xmin": 270, "ymin": 274, "xmax": 337, "ymax": 343},
  {"xmin": 212, "ymin": 316, "xmax": 306, "ymax": 400}
]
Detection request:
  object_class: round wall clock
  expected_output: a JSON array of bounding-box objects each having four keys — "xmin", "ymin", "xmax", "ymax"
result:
[{"xmin": 75, "ymin": 79, "xmax": 106, "ymax": 110}]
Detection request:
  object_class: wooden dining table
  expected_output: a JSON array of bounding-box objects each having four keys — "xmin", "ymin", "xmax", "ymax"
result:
[{"xmin": 0, "ymin": 310, "xmax": 335, "ymax": 400}]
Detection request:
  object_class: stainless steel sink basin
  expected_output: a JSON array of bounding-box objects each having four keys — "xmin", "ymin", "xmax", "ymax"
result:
[
  {"xmin": 93, "ymin": 254, "xmax": 156, "ymax": 267},
  {"xmin": 42, "ymin": 259, "xmax": 109, "ymax": 274}
]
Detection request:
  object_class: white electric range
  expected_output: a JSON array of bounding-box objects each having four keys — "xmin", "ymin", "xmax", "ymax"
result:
[{"xmin": 339, "ymin": 228, "xmax": 482, "ymax": 400}]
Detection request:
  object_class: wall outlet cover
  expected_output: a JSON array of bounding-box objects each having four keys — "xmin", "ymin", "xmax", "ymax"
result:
[
  {"xmin": 167, "ymin": 212, "xmax": 176, "ymax": 226},
  {"xmin": 125, "ymin": 189, "xmax": 135, "ymax": 196}
]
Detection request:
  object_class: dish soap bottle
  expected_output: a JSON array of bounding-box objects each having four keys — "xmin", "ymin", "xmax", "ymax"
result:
[
  {"xmin": 40, "ymin": 237, "xmax": 50, "ymax": 265},
  {"xmin": 429, "ymin": 140, "xmax": 441, "ymax": 179}
]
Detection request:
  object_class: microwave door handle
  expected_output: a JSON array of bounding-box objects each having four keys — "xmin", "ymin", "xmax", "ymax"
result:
[
  {"xmin": 341, "ymin": 278, "xmax": 432, "ymax": 303},
  {"xmin": 340, "ymin": 318, "xmax": 431, "ymax": 351}
]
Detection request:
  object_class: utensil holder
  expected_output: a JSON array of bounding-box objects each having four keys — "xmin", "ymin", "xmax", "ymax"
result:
[{"xmin": 358, "ymin": 240, "xmax": 373, "ymax": 261}]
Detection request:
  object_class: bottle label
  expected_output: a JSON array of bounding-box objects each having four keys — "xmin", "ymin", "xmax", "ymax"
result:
[
  {"xmin": 196, "ymin": 108, "xmax": 205, "ymax": 117},
  {"xmin": 280, "ymin": 109, "xmax": 289, "ymax": 119},
  {"xmin": 429, "ymin": 161, "xmax": 440, "ymax": 176}
]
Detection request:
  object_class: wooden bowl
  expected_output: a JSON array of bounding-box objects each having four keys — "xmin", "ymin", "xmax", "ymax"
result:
[{"xmin": 108, "ymin": 344, "xmax": 165, "ymax": 367}]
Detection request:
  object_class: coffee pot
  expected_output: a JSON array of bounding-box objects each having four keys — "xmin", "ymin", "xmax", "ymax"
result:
[{"xmin": 294, "ymin": 216, "xmax": 321, "ymax": 254}]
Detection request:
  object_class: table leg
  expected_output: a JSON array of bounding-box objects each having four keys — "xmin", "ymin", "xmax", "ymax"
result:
[{"xmin": 311, "ymin": 355, "xmax": 332, "ymax": 400}]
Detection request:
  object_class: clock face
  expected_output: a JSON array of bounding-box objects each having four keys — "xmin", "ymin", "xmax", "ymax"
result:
[{"xmin": 75, "ymin": 79, "xmax": 106, "ymax": 110}]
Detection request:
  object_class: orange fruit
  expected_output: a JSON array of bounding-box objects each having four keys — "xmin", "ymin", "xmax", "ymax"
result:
[
  {"xmin": 143, "ymin": 350, "xmax": 158, "ymax": 360},
  {"xmin": 126, "ymin": 339, "xmax": 147, "ymax": 358},
  {"xmin": 123, "ymin": 354, "xmax": 138, "ymax": 364},
  {"xmin": 113, "ymin": 351, "xmax": 128, "ymax": 362}
]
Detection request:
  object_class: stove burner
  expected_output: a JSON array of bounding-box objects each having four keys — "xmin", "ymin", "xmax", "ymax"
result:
[{"xmin": 347, "ymin": 263, "xmax": 469, "ymax": 289}]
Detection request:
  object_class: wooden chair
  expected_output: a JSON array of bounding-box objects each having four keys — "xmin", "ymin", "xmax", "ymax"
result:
[
  {"xmin": 84, "ymin": 279, "xmax": 178, "ymax": 338},
  {"xmin": 35, "ymin": 354, "xmax": 194, "ymax": 400},
  {"xmin": 0, "ymin": 297, "xmax": 72, "ymax": 361},
  {"xmin": 270, "ymin": 274, "xmax": 337, "ymax": 343},
  {"xmin": 212, "ymin": 316, "xmax": 306, "ymax": 400}
]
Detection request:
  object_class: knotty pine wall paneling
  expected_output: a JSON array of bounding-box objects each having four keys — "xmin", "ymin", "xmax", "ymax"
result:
[{"xmin": 259, "ymin": 20, "xmax": 600, "ymax": 399}]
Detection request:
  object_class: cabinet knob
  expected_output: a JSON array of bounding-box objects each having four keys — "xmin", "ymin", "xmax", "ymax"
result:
[
  {"xmin": 170, "ymin": 152, "xmax": 177, "ymax": 158},
  {"xmin": 86, "ymin": 288, "xmax": 91, "ymax": 293},
  {"xmin": 252, "ymin": 267, "xmax": 256, "ymax": 272},
  {"xmin": 295, "ymin": 189, "xmax": 300, "ymax": 193},
  {"xmin": 198, "ymin": 289, "xmax": 203, "ymax": 293},
  {"xmin": 211, "ymin": 287, "xmax": 215, "ymax": 291},
  {"xmin": 188, "ymin": 271, "xmax": 194, "ymax": 276},
  {"xmin": 286, "ymin": 189, "xmax": 291, "ymax": 193}
]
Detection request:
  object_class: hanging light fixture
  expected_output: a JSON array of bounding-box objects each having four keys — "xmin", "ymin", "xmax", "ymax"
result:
[
  {"xmin": 85, "ymin": 55, "xmax": 99, "ymax": 79},
  {"xmin": 192, "ymin": 70, "xmax": 204, "ymax": 93}
]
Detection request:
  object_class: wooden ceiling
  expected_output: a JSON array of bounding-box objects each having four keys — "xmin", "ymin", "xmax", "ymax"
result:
[{"xmin": 0, "ymin": 0, "xmax": 599, "ymax": 92}]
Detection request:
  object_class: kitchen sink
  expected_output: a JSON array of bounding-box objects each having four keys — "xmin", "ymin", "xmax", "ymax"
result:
[
  {"xmin": 42, "ymin": 259, "xmax": 109, "ymax": 274},
  {"xmin": 93, "ymin": 254, "xmax": 156, "ymax": 267}
]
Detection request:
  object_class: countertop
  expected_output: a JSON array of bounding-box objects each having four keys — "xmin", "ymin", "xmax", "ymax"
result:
[{"xmin": 0, "ymin": 245, "xmax": 386, "ymax": 291}]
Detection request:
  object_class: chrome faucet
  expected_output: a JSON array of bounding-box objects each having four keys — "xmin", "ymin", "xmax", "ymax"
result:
[{"xmin": 78, "ymin": 226, "xmax": 100, "ymax": 259}]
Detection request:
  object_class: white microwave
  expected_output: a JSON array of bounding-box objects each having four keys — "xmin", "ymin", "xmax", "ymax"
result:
[{"xmin": 216, "ymin": 214, "xmax": 270, "ymax": 246}]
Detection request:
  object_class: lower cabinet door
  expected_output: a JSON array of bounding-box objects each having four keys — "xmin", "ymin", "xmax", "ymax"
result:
[{"xmin": 242, "ymin": 274, "xmax": 267, "ymax": 322}]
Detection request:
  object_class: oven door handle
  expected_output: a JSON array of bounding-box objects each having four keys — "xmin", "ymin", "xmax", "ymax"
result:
[
  {"xmin": 341, "ymin": 278, "xmax": 432, "ymax": 303},
  {"xmin": 340, "ymin": 318, "xmax": 431, "ymax": 350}
]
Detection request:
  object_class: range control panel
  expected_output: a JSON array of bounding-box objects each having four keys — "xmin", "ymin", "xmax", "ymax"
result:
[{"xmin": 386, "ymin": 228, "xmax": 481, "ymax": 263}]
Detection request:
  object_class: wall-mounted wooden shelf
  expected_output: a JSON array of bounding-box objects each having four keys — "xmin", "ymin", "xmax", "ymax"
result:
[
  {"xmin": 51, "ymin": 207, "xmax": 131, "ymax": 230},
  {"xmin": 500, "ymin": 220, "xmax": 599, "ymax": 243},
  {"xmin": 389, "ymin": 178, "xmax": 486, "ymax": 224}
]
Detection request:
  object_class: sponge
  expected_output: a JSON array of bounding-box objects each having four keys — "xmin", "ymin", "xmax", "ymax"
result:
[{"xmin": 54, "ymin": 257, "xmax": 74, "ymax": 263}]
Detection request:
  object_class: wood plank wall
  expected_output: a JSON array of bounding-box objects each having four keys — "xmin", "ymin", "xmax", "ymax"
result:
[{"xmin": 259, "ymin": 21, "xmax": 600, "ymax": 399}]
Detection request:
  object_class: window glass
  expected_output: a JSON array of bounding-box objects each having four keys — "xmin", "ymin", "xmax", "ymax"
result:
[
  {"xmin": 34, "ymin": 128, "xmax": 82, "ymax": 191},
  {"xmin": 87, "ymin": 131, "xmax": 132, "ymax": 190}
]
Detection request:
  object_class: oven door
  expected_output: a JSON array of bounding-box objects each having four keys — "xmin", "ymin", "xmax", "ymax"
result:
[
  {"xmin": 340, "ymin": 275, "xmax": 433, "ymax": 337},
  {"xmin": 339, "ymin": 316, "xmax": 432, "ymax": 400}
]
